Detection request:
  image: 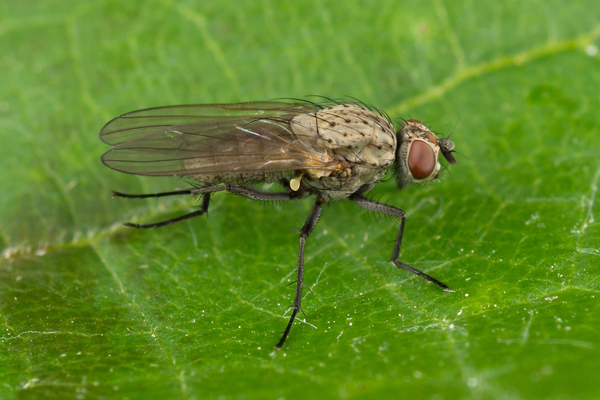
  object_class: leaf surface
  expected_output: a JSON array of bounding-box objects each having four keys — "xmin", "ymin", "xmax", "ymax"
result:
[{"xmin": 1, "ymin": 1, "xmax": 599, "ymax": 399}]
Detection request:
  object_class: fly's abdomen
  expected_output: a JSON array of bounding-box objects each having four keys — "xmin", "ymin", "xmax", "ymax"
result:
[{"xmin": 188, "ymin": 170, "xmax": 292, "ymax": 186}]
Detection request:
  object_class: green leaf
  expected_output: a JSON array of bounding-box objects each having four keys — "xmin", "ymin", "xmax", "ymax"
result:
[{"xmin": 1, "ymin": 1, "xmax": 599, "ymax": 399}]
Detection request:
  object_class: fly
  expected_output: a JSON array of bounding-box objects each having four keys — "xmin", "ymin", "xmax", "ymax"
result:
[{"xmin": 99, "ymin": 99, "xmax": 458, "ymax": 349}]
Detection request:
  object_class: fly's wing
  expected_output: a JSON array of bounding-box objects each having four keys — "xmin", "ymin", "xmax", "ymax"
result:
[
  {"xmin": 100, "ymin": 102, "xmax": 319, "ymax": 146},
  {"xmin": 99, "ymin": 102, "xmax": 334, "ymax": 178}
]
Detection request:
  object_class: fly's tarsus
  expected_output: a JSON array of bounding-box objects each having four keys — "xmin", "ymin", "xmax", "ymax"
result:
[
  {"xmin": 123, "ymin": 193, "xmax": 211, "ymax": 229},
  {"xmin": 276, "ymin": 309, "xmax": 299, "ymax": 349},
  {"xmin": 392, "ymin": 260, "xmax": 453, "ymax": 292},
  {"xmin": 123, "ymin": 208, "xmax": 208, "ymax": 229},
  {"xmin": 112, "ymin": 189, "xmax": 195, "ymax": 199}
]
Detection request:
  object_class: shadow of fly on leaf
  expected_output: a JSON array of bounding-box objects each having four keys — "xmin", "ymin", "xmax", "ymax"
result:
[{"xmin": 99, "ymin": 98, "xmax": 458, "ymax": 349}]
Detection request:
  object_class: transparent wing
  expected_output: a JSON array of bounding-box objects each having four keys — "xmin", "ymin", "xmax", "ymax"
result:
[
  {"xmin": 99, "ymin": 102, "xmax": 320, "ymax": 145},
  {"xmin": 99, "ymin": 102, "xmax": 335, "ymax": 177}
]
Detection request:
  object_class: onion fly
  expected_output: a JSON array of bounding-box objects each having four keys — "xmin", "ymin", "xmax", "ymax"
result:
[{"xmin": 99, "ymin": 99, "xmax": 457, "ymax": 349}]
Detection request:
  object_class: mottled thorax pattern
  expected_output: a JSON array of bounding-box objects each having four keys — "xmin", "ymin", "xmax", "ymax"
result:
[{"xmin": 291, "ymin": 105, "xmax": 396, "ymax": 200}]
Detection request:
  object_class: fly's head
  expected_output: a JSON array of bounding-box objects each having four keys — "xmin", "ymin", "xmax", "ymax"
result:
[{"xmin": 395, "ymin": 119, "xmax": 457, "ymax": 189}]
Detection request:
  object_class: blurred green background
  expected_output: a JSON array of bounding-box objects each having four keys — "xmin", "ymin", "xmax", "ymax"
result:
[{"xmin": 1, "ymin": 1, "xmax": 599, "ymax": 399}]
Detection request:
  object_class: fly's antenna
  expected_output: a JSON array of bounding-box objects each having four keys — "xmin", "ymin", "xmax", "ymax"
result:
[{"xmin": 447, "ymin": 116, "xmax": 460, "ymax": 140}]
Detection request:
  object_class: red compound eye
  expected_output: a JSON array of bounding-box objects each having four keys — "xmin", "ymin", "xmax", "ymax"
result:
[{"xmin": 408, "ymin": 141, "xmax": 435, "ymax": 179}]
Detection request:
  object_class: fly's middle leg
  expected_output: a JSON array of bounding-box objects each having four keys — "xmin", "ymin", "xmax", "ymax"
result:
[
  {"xmin": 115, "ymin": 183, "xmax": 321, "ymax": 347},
  {"xmin": 350, "ymin": 194, "xmax": 452, "ymax": 292},
  {"xmin": 275, "ymin": 199, "xmax": 323, "ymax": 349}
]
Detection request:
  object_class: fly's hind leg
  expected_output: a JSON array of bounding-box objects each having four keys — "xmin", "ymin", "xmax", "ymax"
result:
[
  {"xmin": 209, "ymin": 185, "xmax": 301, "ymax": 202},
  {"xmin": 112, "ymin": 189, "xmax": 196, "ymax": 199},
  {"xmin": 350, "ymin": 193, "xmax": 452, "ymax": 292},
  {"xmin": 113, "ymin": 189, "xmax": 212, "ymax": 228},
  {"xmin": 113, "ymin": 184, "xmax": 299, "ymax": 229}
]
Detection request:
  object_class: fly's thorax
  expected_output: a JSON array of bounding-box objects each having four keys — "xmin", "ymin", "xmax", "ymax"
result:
[
  {"xmin": 301, "ymin": 164, "xmax": 387, "ymax": 201},
  {"xmin": 290, "ymin": 104, "xmax": 396, "ymax": 181},
  {"xmin": 395, "ymin": 120, "xmax": 449, "ymax": 189}
]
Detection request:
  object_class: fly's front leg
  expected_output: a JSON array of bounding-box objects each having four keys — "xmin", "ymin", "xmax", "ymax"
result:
[
  {"xmin": 350, "ymin": 194, "xmax": 452, "ymax": 292},
  {"xmin": 275, "ymin": 199, "xmax": 323, "ymax": 349}
]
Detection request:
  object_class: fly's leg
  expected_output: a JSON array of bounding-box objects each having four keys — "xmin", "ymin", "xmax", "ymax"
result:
[
  {"xmin": 197, "ymin": 185, "xmax": 316, "ymax": 348},
  {"xmin": 112, "ymin": 189, "xmax": 195, "ymax": 199},
  {"xmin": 114, "ymin": 185, "xmax": 299, "ymax": 229},
  {"xmin": 114, "ymin": 184, "xmax": 320, "ymax": 347},
  {"xmin": 196, "ymin": 185, "xmax": 299, "ymax": 202},
  {"xmin": 119, "ymin": 193, "xmax": 211, "ymax": 228},
  {"xmin": 275, "ymin": 199, "xmax": 323, "ymax": 349},
  {"xmin": 350, "ymin": 194, "xmax": 452, "ymax": 292}
]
